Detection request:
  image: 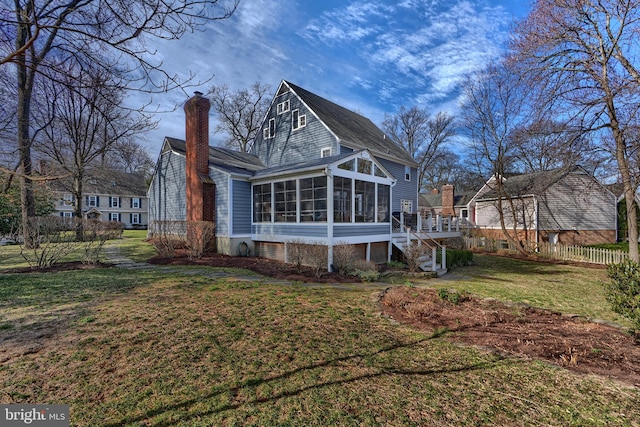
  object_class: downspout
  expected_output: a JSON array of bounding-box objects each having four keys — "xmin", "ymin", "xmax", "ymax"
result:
[{"xmin": 534, "ymin": 195, "xmax": 539, "ymax": 247}]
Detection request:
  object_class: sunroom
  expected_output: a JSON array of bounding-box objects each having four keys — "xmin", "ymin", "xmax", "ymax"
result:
[{"xmin": 250, "ymin": 150, "xmax": 396, "ymax": 266}]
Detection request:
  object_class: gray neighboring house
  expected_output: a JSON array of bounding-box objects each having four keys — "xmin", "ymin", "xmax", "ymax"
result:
[
  {"xmin": 427, "ymin": 166, "xmax": 617, "ymax": 246},
  {"xmin": 51, "ymin": 170, "xmax": 148, "ymax": 229},
  {"xmin": 148, "ymin": 80, "xmax": 459, "ymax": 270}
]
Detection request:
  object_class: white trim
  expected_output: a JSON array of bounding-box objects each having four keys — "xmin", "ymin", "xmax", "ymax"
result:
[{"xmin": 321, "ymin": 147, "xmax": 331, "ymax": 158}]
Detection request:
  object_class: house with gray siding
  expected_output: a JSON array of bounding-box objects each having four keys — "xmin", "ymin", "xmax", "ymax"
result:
[
  {"xmin": 468, "ymin": 166, "xmax": 617, "ymax": 245},
  {"xmin": 148, "ymin": 80, "xmax": 459, "ymax": 271}
]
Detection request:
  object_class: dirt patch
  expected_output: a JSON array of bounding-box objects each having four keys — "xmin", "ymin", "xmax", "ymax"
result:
[
  {"xmin": 148, "ymin": 252, "xmax": 361, "ymax": 284},
  {"xmin": 379, "ymin": 286, "xmax": 640, "ymax": 387}
]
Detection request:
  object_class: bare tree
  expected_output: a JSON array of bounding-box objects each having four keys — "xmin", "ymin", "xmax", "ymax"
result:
[
  {"xmin": 208, "ymin": 82, "xmax": 271, "ymax": 152},
  {"xmin": 34, "ymin": 67, "xmax": 154, "ymax": 240},
  {"xmin": 460, "ymin": 61, "xmax": 534, "ymax": 254},
  {"xmin": 511, "ymin": 0, "xmax": 640, "ymax": 260},
  {"xmin": 0, "ymin": 0, "xmax": 238, "ymax": 247},
  {"xmin": 382, "ymin": 107, "xmax": 456, "ymax": 192},
  {"xmin": 104, "ymin": 140, "xmax": 156, "ymax": 177}
]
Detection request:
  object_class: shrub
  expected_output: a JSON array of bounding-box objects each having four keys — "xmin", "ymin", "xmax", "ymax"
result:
[
  {"xmin": 605, "ymin": 260, "xmax": 640, "ymax": 330},
  {"xmin": 19, "ymin": 216, "xmax": 79, "ymax": 268},
  {"xmin": 286, "ymin": 239, "xmax": 306, "ymax": 273},
  {"xmin": 186, "ymin": 221, "xmax": 216, "ymax": 260},
  {"xmin": 403, "ymin": 241, "xmax": 429, "ymax": 273},
  {"xmin": 332, "ymin": 243, "xmax": 357, "ymax": 275},
  {"xmin": 446, "ymin": 249, "xmax": 473, "ymax": 269},
  {"xmin": 352, "ymin": 259, "xmax": 380, "ymax": 282},
  {"xmin": 149, "ymin": 220, "xmax": 187, "ymax": 258},
  {"xmin": 304, "ymin": 243, "xmax": 328, "ymax": 278}
]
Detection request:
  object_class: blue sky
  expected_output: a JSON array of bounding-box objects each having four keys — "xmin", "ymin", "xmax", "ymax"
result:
[{"xmin": 141, "ymin": 0, "xmax": 529, "ymax": 155}]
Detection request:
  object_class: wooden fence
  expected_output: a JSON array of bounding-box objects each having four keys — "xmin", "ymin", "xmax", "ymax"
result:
[{"xmin": 464, "ymin": 237, "xmax": 628, "ymax": 266}]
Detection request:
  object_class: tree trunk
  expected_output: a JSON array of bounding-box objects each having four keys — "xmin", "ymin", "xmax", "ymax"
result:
[
  {"xmin": 73, "ymin": 174, "xmax": 84, "ymax": 241},
  {"xmin": 16, "ymin": 18, "xmax": 36, "ymax": 249}
]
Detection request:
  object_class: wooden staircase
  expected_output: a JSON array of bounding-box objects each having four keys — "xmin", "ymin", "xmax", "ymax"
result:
[{"xmin": 392, "ymin": 216, "xmax": 448, "ymax": 276}]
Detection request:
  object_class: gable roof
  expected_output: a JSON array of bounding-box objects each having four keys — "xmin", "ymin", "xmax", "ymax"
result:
[
  {"xmin": 475, "ymin": 166, "xmax": 601, "ymax": 201},
  {"xmin": 282, "ymin": 81, "xmax": 418, "ymax": 167},
  {"xmin": 164, "ymin": 137, "xmax": 265, "ymax": 176},
  {"xmin": 420, "ymin": 191, "xmax": 476, "ymax": 209},
  {"xmin": 48, "ymin": 168, "xmax": 147, "ymax": 196}
]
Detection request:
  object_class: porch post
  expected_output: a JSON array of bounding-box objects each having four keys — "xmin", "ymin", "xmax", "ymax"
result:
[
  {"xmin": 400, "ymin": 211, "xmax": 405, "ymax": 233},
  {"xmin": 442, "ymin": 245, "xmax": 446, "ymax": 270},
  {"xmin": 432, "ymin": 247, "xmax": 437, "ymax": 271}
]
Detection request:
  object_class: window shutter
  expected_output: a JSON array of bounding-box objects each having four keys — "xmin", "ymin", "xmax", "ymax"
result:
[
  {"xmin": 109, "ymin": 198, "xmax": 112, "ymax": 208},
  {"xmin": 118, "ymin": 213, "xmax": 122, "ymax": 222},
  {"xmin": 130, "ymin": 198, "xmax": 133, "ymax": 208},
  {"xmin": 119, "ymin": 197, "xmax": 122, "ymax": 208},
  {"xmin": 85, "ymin": 196, "xmax": 89, "ymax": 206},
  {"xmin": 130, "ymin": 213, "xmax": 132, "ymax": 223},
  {"xmin": 96, "ymin": 196, "xmax": 100, "ymax": 207},
  {"xmin": 60, "ymin": 212, "xmax": 63, "ymax": 217}
]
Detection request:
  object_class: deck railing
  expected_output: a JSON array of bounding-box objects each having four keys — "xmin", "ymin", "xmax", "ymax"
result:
[{"xmin": 392, "ymin": 212, "xmax": 473, "ymax": 234}]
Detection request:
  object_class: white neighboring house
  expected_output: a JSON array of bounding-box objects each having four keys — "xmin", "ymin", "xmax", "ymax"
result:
[{"xmin": 51, "ymin": 170, "xmax": 148, "ymax": 229}]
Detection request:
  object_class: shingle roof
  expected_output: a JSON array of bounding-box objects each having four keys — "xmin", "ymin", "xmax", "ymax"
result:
[
  {"xmin": 420, "ymin": 191, "xmax": 476, "ymax": 208},
  {"xmin": 165, "ymin": 137, "xmax": 265, "ymax": 176},
  {"xmin": 49, "ymin": 169, "xmax": 147, "ymax": 196},
  {"xmin": 284, "ymin": 81, "xmax": 418, "ymax": 167},
  {"xmin": 475, "ymin": 166, "xmax": 591, "ymax": 200},
  {"xmin": 252, "ymin": 151, "xmax": 354, "ymax": 180}
]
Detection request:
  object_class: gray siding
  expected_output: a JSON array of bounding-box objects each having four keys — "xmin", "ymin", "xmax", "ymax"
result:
[
  {"xmin": 252, "ymin": 92, "xmax": 337, "ymax": 167},
  {"xmin": 475, "ymin": 198, "xmax": 536, "ymax": 229},
  {"xmin": 209, "ymin": 168, "xmax": 230, "ymax": 236},
  {"xmin": 148, "ymin": 151, "xmax": 187, "ymax": 223},
  {"xmin": 333, "ymin": 224, "xmax": 390, "ymax": 238},
  {"xmin": 232, "ymin": 179, "xmax": 252, "ymax": 235},
  {"xmin": 252, "ymin": 223, "xmax": 328, "ymax": 238},
  {"xmin": 378, "ymin": 158, "xmax": 418, "ymax": 213},
  {"xmin": 538, "ymin": 174, "xmax": 615, "ymax": 231}
]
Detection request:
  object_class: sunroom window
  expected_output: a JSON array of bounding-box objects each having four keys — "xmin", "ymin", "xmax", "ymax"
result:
[
  {"xmin": 333, "ymin": 177, "xmax": 352, "ymax": 223},
  {"xmin": 253, "ymin": 183, "xmax": 272, "ymax": 222},
  {"xmin": 299, "ymin": 176, "xmax": 326, "ymax": 222},
  {"xmin": 355, "ymin": 180, "xmax": 375, "ymax": 223},
  {"xmin": 274, "ymin": 180, "xmax": 297, "ymax": 222}
]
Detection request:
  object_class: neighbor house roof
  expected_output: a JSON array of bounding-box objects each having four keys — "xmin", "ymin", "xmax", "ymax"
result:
[
  {"xmin": 284, "ymin": 81, "xmax": 418, "ymax": 167},
  {"xmin": 475, "ymin": 166, "xmax": 594, "ymax": 201},
  {"xmin": 420, "ymin": 191, "xmax": 476, "ymax": 209},
  {"xmin": 48, "ymin": 168, "xmax": 147, "ymax": 196},
  {"xmin": 164, "ymin": 137, "xmax": 265, "ymax": 176}
]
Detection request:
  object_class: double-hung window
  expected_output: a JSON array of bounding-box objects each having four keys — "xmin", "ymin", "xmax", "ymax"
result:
[
  {"xmin": 131, "ymin": 197, "xmax": 141, "ymax": 209},
  {"xmin": 292, "ymin": 109, "xmax": 306, "ymax": 130},
  {"xmin": 110, "ymin": 197, "xmax": 121, "ymax": 208}
]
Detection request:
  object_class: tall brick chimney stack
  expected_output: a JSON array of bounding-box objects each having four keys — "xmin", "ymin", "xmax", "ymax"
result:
[
  {"xmin": 184, "ymin": 91, "xmax": 212, "ymax": 223},
  {"xmin": 441, "ymin": 184, "xmax": 455, "ymax": 216}
]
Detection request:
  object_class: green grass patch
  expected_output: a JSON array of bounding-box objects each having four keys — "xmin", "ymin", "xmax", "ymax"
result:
[
  {"xmin": 1, "ymin": 261, "xmax": 639, "ymax": 426},
  {"xmin": 589, "ymin": 242, "xmax": 640, "ymax": 253},
  {"xmin": 432, "ymin": 254, "xmax": 632, "ymax": 327},
  {"xmin": 116, "ymin": 230, "xmax": 158, "ymax": 262}
]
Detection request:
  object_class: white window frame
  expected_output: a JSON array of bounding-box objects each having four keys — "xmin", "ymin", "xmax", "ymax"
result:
[
  {"xmin": 131, "ymin": 213, "xmax": 141, "ymax": 224},
  {"xmin": 87, "ymin": 195, "xmax": 97, "ymax": 207},
  {"xmin": 131, "ymin": 197, "xmax": 141, "ymax": 209},
  {"xmin": 404, "ymin": 166, "xmax": 411, "ymax": 181},
  {"xmin": 110, "ymin": 196, "xmax": 120, "ymax": 208},
  {"xmin": 62, "ymin": 211, "xmax": 73, "ymax": 218},
  {"xmin": 109, "ymin": 213, "xmax": 121, "ymax": 222},
  {"xmin": 401, "ymin": 199, "xmax": 413, "ymax": 213},
  {"xmin": 63, "ymin": 194, "xmax": 73, "ymax": 206},
  {"xmin": 321, "ymin": 147, "xmax": 331, "ymax": 158},
  {"xmin": 292, "ymin": 109, "xmax": 306, "ymax": 130},
  {"xmin": 276, "ymin": 100, "xmax": 290, "ymax": 115}
]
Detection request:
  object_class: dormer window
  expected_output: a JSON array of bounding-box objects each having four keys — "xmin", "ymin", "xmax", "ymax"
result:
[
  {"xmin": 276, "ymin": 100, "xmax": 290, "ymax": 115},
  {"xmin": 321, "ymin": 147, "xmax": 331, "ymax": 158},
  {"xmin": 292, "ymin": 109, "xmax": 306, "ymax": 130}
]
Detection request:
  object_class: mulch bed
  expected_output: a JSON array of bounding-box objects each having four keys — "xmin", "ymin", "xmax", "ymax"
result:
[
  {"xmin": 379, "ymin": 286, "xmax": 640, "ymax": 388},
  {"xmin": 148, "ymin": 251, "xmax": 361, "ymax": 283}
]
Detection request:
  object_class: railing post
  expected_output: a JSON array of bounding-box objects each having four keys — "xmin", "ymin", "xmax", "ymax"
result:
[
  {"xmin": 400, "ymin": 211, "xmax": 405, "ymax": 233},
  {"xmin": 437, "ymin": 215, "xmax": 442, "ymax": 232},
  {"xmin": 428, "ymin": 214, "xmax": 433, "ymax": 232},
  {"xmin": 417, "ymin": 212, "xmax": 422, "ymax": 232}
]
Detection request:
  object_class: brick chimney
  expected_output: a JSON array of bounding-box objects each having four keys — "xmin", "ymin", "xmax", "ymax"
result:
[
  {"xmin": 431, "ymin": 188, "xmax": 439, "ymax": 194},
  {"xmin": 184, "ymin": 91, "xmax": 214, "ymax": 223},
  {"xmin": 441, "ymin": 184, "xmax": 455, "ymax": 216}
]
